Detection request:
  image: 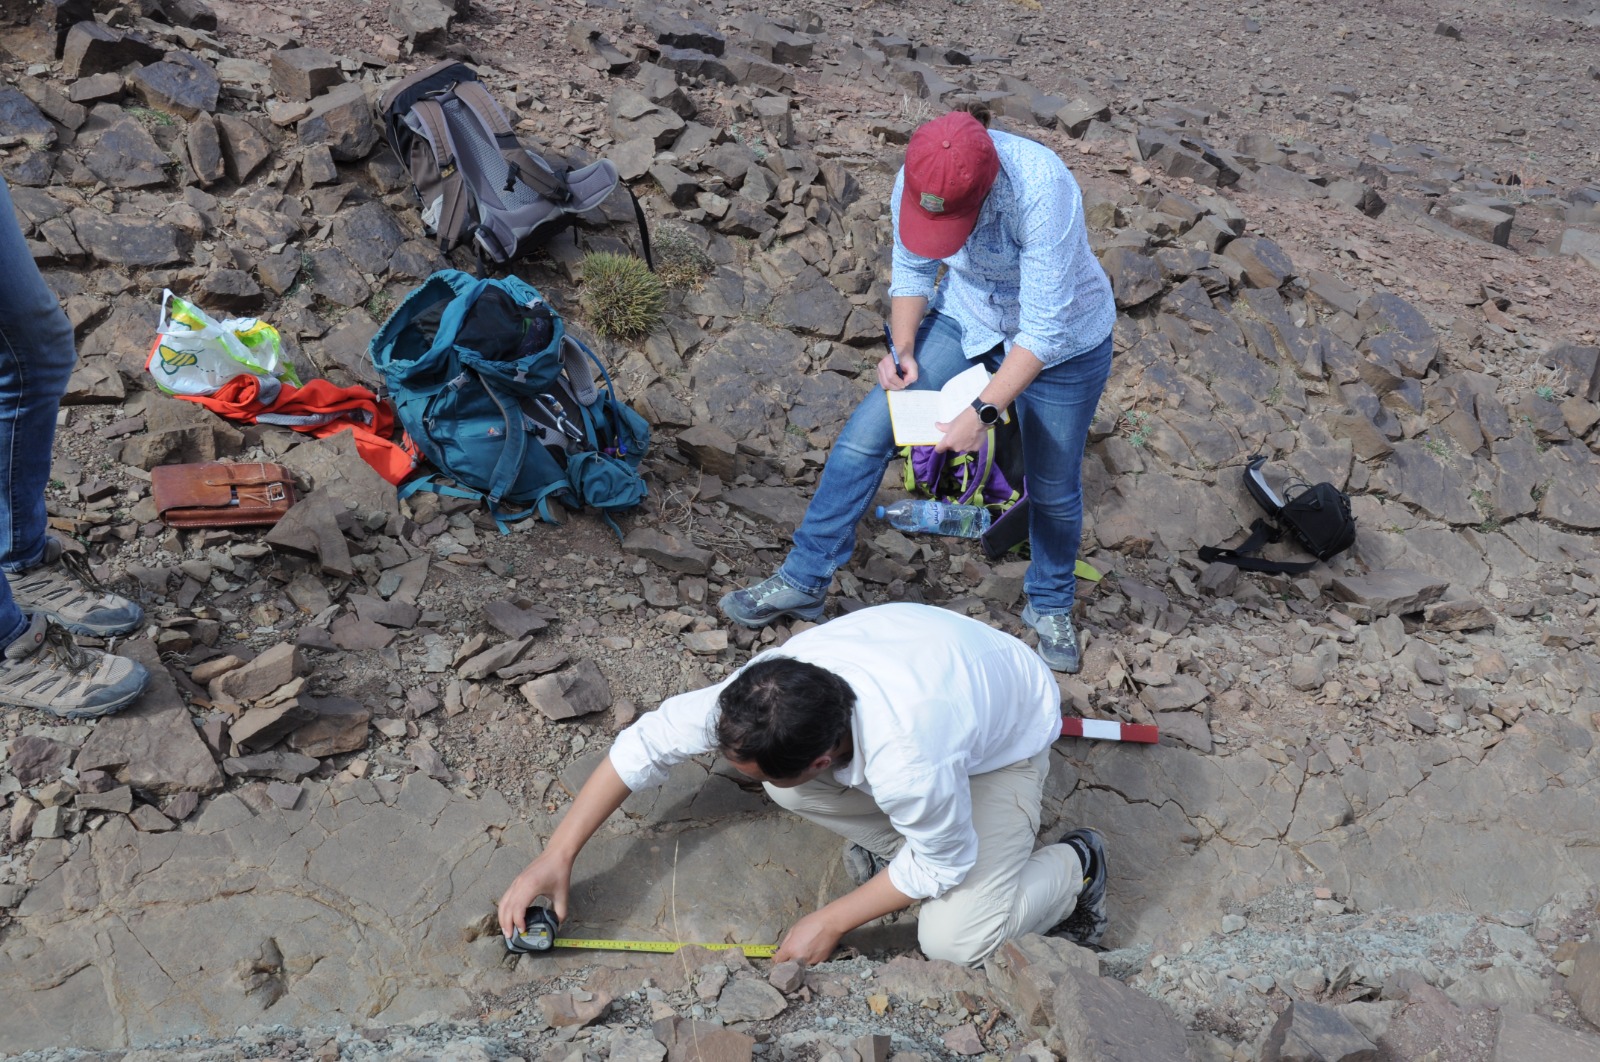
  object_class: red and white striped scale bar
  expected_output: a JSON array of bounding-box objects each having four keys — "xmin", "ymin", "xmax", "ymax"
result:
[{"xmin": 1060, "ymin": 717, "xmax": 1160, "ymax": 744}]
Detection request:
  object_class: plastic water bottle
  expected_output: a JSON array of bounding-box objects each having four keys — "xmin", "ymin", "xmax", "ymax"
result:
[{"xmin": 876, "ymin": 500, "xmax": 992, "ymax": 538}]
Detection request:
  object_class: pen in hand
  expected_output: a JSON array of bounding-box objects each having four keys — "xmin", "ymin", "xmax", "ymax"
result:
[{"xmin": 883, "ymin": 324, "xmax": 904, "ymax": 380}]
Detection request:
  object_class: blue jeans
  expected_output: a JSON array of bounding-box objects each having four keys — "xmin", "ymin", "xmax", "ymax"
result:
[
  {"xmin": 781, "ymin": 312, "xmax": 1113, "ymax": 614},
  {"xmin": 0, "ymin": 177, "xmax": 77, "ymax": 647}
]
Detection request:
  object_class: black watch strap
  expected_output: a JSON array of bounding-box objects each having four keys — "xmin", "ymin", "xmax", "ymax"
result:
[{"xmin": 971, "ymin": 397, "xmax": 1001, "ymax": 425}]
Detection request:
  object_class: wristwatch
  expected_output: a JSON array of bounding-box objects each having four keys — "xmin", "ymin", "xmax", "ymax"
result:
[{"xmin": 970, "ymin": 398, "xmax": 1002, "ymax": 425}]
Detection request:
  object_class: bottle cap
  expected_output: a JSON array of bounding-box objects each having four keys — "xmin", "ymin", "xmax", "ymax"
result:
[{"xmin": 875, "ymin": 506, "xmax": 885, "ymax": 519}]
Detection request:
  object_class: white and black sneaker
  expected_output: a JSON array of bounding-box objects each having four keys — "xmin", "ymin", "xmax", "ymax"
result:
[
  {"xmin": 1050, "ymin": 827, "xmax": 1109, "ymax": 949},
  {"xmin": 6, "ymin": 536, "xmax": 143, "ymax": 637},
  {"xmin": 0, "ymin": 613, "xmax": 149, "ymax": 719},
  {"xmin": 843, "ymin": 842, "xmax": 892, "ymax": 886}
]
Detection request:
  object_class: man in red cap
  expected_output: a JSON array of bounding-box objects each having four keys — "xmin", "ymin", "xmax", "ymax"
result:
[{"xmin": 722, "ymin": 109, "xmax": 1115, "ymax": 674}]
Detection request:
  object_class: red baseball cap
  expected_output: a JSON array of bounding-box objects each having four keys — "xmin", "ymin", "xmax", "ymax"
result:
[{"xmin": 899, "ymin": 111, "xmax": 1000, "ymax": 259}]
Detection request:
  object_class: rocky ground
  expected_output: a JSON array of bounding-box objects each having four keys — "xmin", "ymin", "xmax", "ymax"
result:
[{"xmin": 2, "ymin": 0, "xmax": 1600, "ymax": 1058}]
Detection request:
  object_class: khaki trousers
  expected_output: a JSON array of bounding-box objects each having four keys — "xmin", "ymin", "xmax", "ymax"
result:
[{"xmin": 765, "ymin": 749, "xmax": 1081, "ymax": 967}]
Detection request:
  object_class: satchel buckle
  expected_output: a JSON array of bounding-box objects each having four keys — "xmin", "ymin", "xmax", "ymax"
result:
[{"xmin": 266, "ymin": 483, "xmax": 286, "ymax": 502}]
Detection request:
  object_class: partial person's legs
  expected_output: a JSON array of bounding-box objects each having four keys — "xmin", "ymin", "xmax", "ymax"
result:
[
  {"xmin": 0, "ymin": 176, "xmax": 76, "ymax": 645},
  {"xmin": 1013, "ymin": 334, "xmax": 1114, "ymax": 671},
  {"xmin": 763, "ymin": 774, "xmax": 905, "ymax": 863},
  {"xmin": 720, "ymin": 313, "xmax": 974, "ymax": 627},
  {"xmin": 916, "ymin": 751, "xmax": 1083, "ymax": 966},
  {"xmin": 0, "ymin": 176, "xmax": 147, "ymax": 718}
]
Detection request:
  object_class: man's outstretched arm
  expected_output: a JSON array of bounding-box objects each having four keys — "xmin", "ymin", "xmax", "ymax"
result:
[
  {"xmin": 775, "ymin": 870, "xmax": 915, "ymax": 965},
  {"xmin": 497, "ymin": 755, "xmax": 632, "ymax": 937}
]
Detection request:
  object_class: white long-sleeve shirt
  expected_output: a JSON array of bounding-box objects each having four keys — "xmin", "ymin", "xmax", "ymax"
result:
[{"xmin": 608, "ymin": 603, "xmax": 1062, "ymax": 900}]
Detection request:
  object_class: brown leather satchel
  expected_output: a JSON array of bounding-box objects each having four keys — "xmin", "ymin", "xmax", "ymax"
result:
[{"xmin": 151, "ymin": 462, "xmax": 297, "ymax": 528}]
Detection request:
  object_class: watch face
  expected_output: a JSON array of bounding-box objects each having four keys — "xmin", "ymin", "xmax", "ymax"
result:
[{"xmin": 976, "ymin": 402, "xmax": 1000, "ymax": 425}]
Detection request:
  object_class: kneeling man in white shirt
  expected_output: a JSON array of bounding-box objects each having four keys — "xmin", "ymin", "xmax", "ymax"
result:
[{"xmin": 496, "ymin": 602, "xmax": 1109, "ymax": 967}]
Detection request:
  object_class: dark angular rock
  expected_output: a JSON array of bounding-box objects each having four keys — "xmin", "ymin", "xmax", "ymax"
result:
[
  {"xmin": 186, "ymin": 115, "xmax": 225, "ymax": 186},
  {"xmin": 653, "ymin": 44, "xmax": 734, "ymax": 84},
  {"xmin": 641, "ymin": 9, "xmax": 724, "ymax": 55},
  {"xmin": 1223, "ymin": 236, "xmax": 1294, "ymax": 288},
  {"xmin": 195, "ymin": 269, "xmax": 263, "ymax": 313},
  {"xmin": 308, "ymin": 246, "xmax": 371, "ymax": 307},
  {"xmin": 71, "ymin": 208, "xmax": 191, "ymax": 267},
  {"xmin": 216, "ymin": 114, "xmax": 273, "ymax": 183},
  {"xmin": 1099, "ymin": 246, "xmax": 1163, "ymax": 308},
  {"xmin": 606, "ymin": 87, "xmax": 685, "ymax": 149},
  {"xmin": 286, "ymin": 695, "xmax": 371, "ymax": 757},
  {"xmin": 297, "ymin": 82, "xmax": 379, "ymax": 162},
  {"xmin": 332, "ymin": 201, "xmax": 408, "ymax": 274},
  {"xmin": 389, "ymin": 0, "xmax": 457, "ymax": 49},
  {"xmin": 18, "ymin": 77, "xmax": 84, "ymax": 131},
  {"xmin": 67, "ymin": 73, "xmax": 124, "ymax": 105},
  {"xmin": 129, "ymin": 53, "xmax": 220, "ymax": 119},
  {"xmin": 1359, "ymin": 293, "xmax": 1437, "ymax": 378},
  {"xmin": 0, "ymin": 87, "xmax": 56, "ymax": 150},
  {"xmin": 85, "ymin": 118, "xmax": 169, "ymax": 189},
  {"xmin": 0, "ymin": 0, "xmax": 92, "ymax": 63},
  {"xmin": 223, "ymin": 750, "xmax": 320, "ymax": 782},
  {"xmin": 270, "ymin": 46, "xmax": 344, "ymax": 102},
  {"xmin": 635, "ymin": 63, "xmax": 695, "ymax": 119},
  {"xmin": 62, "ymin": 22, "xmax": 164, "ymax": 78}
]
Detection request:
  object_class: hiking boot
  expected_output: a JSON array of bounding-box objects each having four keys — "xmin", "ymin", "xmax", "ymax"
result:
[
  {"xmin": 0, "ymin": 613, "xmax": 150, "ymax": 719},
  {"xmin": 718, "ymin": 573, "xmax": 826, "ymax": 629},
  {"xmin": 6, "ymin": 537, "xmax": 143, "ymax": 638},
  {"xmin": 1050, "ymin": 827, "xmax": 1109, "ymax": 948},
  {"xmin": 843, "ymin": 842, "xmax": 892, "ymax": 886},
  {"xmin": 1020, "ymin": 602, "xmax": 1080, "ymax": 673}
]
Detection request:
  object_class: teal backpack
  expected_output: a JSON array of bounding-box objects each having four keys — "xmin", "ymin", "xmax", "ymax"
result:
[{"xmin": 369, "ymin": 270, "xmax": 649, "ymax": 529}]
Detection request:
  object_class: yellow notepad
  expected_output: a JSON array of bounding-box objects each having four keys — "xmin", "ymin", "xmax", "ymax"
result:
[{"xmin": 886, "ymin": 364, "xmax": 992, "ymax": 446}]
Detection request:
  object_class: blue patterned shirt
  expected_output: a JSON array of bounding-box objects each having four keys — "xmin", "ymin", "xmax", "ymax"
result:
[{"xmin": 889, "ymin": 130, "xmax": 1115, "ymax": 367}]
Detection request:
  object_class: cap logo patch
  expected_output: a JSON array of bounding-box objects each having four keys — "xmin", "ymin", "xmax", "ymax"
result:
[{"xmin": 919, "ymin": 192, "xmax": 945, "ymax": 213}]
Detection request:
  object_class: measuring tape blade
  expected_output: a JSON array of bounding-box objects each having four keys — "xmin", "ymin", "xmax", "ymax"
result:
[{"xmin": 553, "ymin": 938, "xmax": 778, "ymax": 958}]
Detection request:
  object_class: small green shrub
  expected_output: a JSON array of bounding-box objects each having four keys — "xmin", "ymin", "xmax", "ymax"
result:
[{"xmin": 579, "ymin": 252, "xmax": 666, "ymax": 339}]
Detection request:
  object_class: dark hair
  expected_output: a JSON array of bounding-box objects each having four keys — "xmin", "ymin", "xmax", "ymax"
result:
[
  {"xmin": 715, "ymin": 656, "xmax": 855, "ymax": 780},
  {"xmin": 961, "ymin": 100, "xmax": 992, "ymax": 127}
]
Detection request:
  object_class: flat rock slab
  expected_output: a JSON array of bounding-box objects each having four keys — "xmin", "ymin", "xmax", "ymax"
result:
[{"xmin": 0, "ymin": 754, "xmax": 843, "ymax": 1052}]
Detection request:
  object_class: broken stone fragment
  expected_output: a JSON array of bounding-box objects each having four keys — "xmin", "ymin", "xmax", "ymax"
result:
[
  {"xmin": 129, "ymin": 53, "xmax": 220, "ymax": 119},
  {"xmin": 270, "ymin": 46, "xmax": 344, "ymax": 102},
  {"xmin": 286, "ymin": 696, "xmax": 372, "ymax": 758},
  {"xmin": 522, "ymin": 659, "xmax": 613, "ymax": 721},
  {"xmin": 212, "ymin": 643, "xmax": 308, "ymax": 704},
  {"xmin": 297, "ymin": 81, "xmax": 379, "ymax": 162},
  {"xmin": 538, "ymin": 988, "xmax": 613, "ymax": 1027},
  {"xmin": 230, "ymin": 700, "xmax": 319, "ymax": 755},
  {"xmin": 622, "ymin": 527, "xmax": 712, "ymax": 575}
]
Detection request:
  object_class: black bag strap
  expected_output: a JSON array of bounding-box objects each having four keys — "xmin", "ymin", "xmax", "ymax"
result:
[
  {"xmin": 624, "ymin": 185, "xmax": 655, "ymax": 271},
  {"xmin": 1198, "ymin": 518, "xmax": 1319, "ymax": 575}
]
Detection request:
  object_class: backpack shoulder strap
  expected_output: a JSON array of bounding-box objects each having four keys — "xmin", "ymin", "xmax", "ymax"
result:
[
  {"xmin": 1198, "ymin": 518, "xmax": 1319, "ymax": 574},
  {"xmin": 452, "ymin": 80, "xmax": 571, "ymax": 202},
  {"xmin": 406, "ymin": 99, "xmax": 474, "ymax": 253}
]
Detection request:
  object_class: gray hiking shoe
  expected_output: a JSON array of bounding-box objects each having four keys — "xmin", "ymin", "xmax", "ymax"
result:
[
  {"xmin": 1021, "ymin": 602, "xmax": 1081, "ymax": 673},
  {"xmin": 6, "ymin": 537, "xmax": 143, "ymax": 637},
  {"xmin": 843, "ymin": 842, "xmax": 892, "ymax": 886},
  {"xmin": 718, "ymin": 573, "xmax": 825, "ymax": 629},
  {"xmin": 1050, "ymin": 827, "xmax": 1109, "ymax": 949},
  {"xmin": 0, "ymin": 613, "xmax": 150, "ymax": 719}
]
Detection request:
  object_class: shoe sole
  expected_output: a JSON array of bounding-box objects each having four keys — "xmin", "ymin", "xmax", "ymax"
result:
[
  {"xmin": 29, "ymin": 608, "xmax": 143, "ymax": 640},
  {"xmin": 717, "ymin": 593, "xmax": 825, "ymax": 630},
  {"xmin": 27, "ymin": 672, "xmax": 150, "ymax": 721}
]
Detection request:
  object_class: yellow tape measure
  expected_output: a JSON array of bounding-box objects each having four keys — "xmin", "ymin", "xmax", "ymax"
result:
[
  {"xmin": 553, "ymin": 938, "xmax": 778, "ymax": 958},
  {"xmin": 508, "ymin": 908, "xmax": 777, "ymax": 957}
]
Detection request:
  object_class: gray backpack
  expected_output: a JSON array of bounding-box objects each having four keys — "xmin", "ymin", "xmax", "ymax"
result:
[{"xmin": 378, "ymin": 60, "xmax": 652, "ymax": 270}]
